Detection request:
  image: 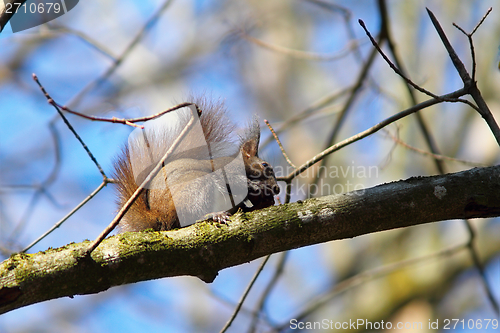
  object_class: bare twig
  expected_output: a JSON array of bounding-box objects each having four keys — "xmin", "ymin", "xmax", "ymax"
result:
[
  {"xmin": 358, "ymin": 19, "xmax": 439, "ymax": 100},
  {"xmin": 470, "ymin": 7, "xmax": 492, "ymax": 36},
  {"xmin": 379, "ymin": 0, "xmax": 445, "ymax": 174},
  {"xmin": 280, "ymin": 87, "xmax": 468, "ymax": 181},
  {"xmin": 33, "ymin": 74, "xmax": 108, "ymax": 179},
  {"xmin": 53, "ymin": 100, "xmax": 200, "ymax": 129},
  {"xmin": 463, "ymin": 219, "xmax": 499, "ymax": 315},
  {"xmin": 21, "ymin": 181, "xmax": 109, "ymax": 253},
  {"xmin": 426, "ymin": 8, "xmax": 500, "ymax": 146},
  {"xmin": 383, "ymin": 129, "xmax": 487, "ymax": 167},
  {"xmin": 453, "ymin": 7, "xmax": 492, "ymax": 84},
  {"xmin": 264, "ymin": 119, "xmax": 296, "ymax": 169},
  {"xmin": 247, "ymin": 251, "xmax": 289, "ymax": 333},
  {"xmin": 220, "ymin": 255, "xmax": 271, "ymax": 333}
]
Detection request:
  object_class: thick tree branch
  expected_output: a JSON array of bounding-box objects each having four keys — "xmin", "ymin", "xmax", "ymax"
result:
[{"xmin": 1, "ymin": 165, "xmax": 500, "ymax": 314}]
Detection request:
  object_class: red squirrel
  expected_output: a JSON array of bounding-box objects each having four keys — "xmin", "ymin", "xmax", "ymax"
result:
[{"xmin": 113, "ymin": 98, "xmax": 280, "ymax": 232}]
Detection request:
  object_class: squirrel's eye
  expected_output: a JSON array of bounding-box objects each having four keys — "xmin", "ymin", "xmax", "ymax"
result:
[{"xmin": 262, "ymin": 162, "xmax": 269, "ymax": 168}]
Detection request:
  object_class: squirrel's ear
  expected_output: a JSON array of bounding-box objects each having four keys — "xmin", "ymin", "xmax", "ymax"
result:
[
  {"xmin": 241, "ymin": 138, "xmax": 259, "ymax": 158},
  {"xmin": 241, "ymin": 117, "xmax": 260, "ymax": 158}
]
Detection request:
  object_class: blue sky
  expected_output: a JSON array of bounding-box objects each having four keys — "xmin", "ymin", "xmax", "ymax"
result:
[{"xmin": 0, "ymin": 1, "xmax": 499, "ymax": 332}]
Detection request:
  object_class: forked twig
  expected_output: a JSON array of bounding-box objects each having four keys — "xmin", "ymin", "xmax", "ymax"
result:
[
  {"xmin": 426, "ymin": 8, "xmax": 500, "ymax": 146},
  {"xmin": 453, "ymin": 7, "xmax": 492, "ymax": 83}
]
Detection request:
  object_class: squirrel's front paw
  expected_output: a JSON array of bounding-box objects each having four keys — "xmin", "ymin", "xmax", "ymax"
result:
[{"xmin": 200, "ymin": 211, "xmax": 231, "ymax": 225}]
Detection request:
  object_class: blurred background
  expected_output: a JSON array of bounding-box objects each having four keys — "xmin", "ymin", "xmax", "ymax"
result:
[{"xmin": 0, "ymin": 0, "xmax": 499, "ymax": 332}]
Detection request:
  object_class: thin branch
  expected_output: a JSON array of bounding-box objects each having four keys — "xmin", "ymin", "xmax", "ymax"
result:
[
  {"xmin": 463, "ymin": 219, "xmax": 499, "ymax": 315},
  {"xmin": 33, "ymin": 74, "xmax": 108, "ymax": 179},
  {"xmin": 21, "ymin": 181, "xmax": 109, "ymax": 253},
  {"xmin": 264, "ymin": 120, "xmax": 296, "ymax": 169},
  {"xmin": 426, "ymin": 7, "xmax": 499, "ymax": 315},
  {"xmin": 36, "ymin": 78, "xmax": 199, "ymax": 129},
  {"xmin": 379, "ymin": 0, "xmax": 445, "ymax": 174},
  {"xmin": 471, "ymin": 7, "xmax": 492, "ymax": 35},
  {"xmin": 358, "ymin": 19, "xmax": 439, "ymax": 99},
  {"xmin": 383, "ymin": 129, "xmax": 487, "ymax": 167},
  {"xmin": 453, "ymin": 7, "xmax": 492, "ymax": 84},
  {"xmin": 53, "ymin": 100, "xmax": 199, "ymax": 129},
  {"xmin": 281, "ymin": 87, "xmax": 468, "ymax": 181},
  {"xmin": 247, "ymin": 251, "xmax": 289, "ymax": 333},
  {"xmin": 220, "ymin": 256, "xmax": 271, "ymax": 333}
]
